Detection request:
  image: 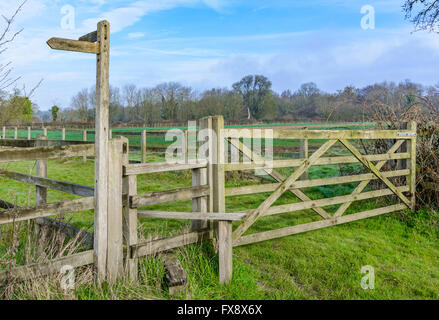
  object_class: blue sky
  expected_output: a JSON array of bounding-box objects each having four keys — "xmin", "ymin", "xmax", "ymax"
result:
[{"xmin": 1, "ymin": 0, "xmax": 438, "ymax": 110}]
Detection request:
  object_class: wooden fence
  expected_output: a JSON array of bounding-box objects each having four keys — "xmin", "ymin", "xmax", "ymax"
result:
[{"xmin": 0, "ymin": 116, "xmax": 417, "ymax": 286}]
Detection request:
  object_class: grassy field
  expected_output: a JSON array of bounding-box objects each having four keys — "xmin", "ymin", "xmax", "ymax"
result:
[{"xmin": 0, "ymin": 151, "xmax": 438, "ymax": 300}]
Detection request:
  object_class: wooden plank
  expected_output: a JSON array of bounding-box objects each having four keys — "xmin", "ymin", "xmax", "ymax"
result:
[
  {"xmin": 224, "ymin": 153, "xmax": 410, "ymax": 171},
  {"xmin": 218, "ymin": 221, "xmax": 232, "ymax": 284},
  {"xmin": 232, "ymin": 139, "xmax": 337, "ymax": 241},
  {"xmin": 106, "ymin": 138, "xmax": 124, "ymax": 281},
  {"xmin": 123, "ymin": 160, "xmax": 208, "ymax": 176},
  {"xmin": 131, "ymin": 230, "xmax": 212, "ymax": 258},
  {"xmin": 47, "ymin": 37, "xmax": 99, "ymax": 54},
  {"xmin": 333, "ymin": 139, "xmax": 405, "ymax": 218},
  {"xmin": 163, "ymin": 253, "xmax": 187, "ymax": 295},
  {"xmin": 234, "ymin": 204, "xmax": 407, "ymax": 247},
  {"xmin": 0, "ymin": 250, "xmax": 94, "ymax": 284},
  {"xmin": 94, "ymin": 20, "xmax": 110, "ymax": 283},
  {"xmin": 223, "ymin": 129, "xmax": 417, "ymax": 140},
  {"xmin": 339, "ymin": 139, "xmax": 411, "ymax": 208},
  {"xmin": 137, "ymin": 210, "xmax": 246, "ymax": 221},
  {"xmin": 240, "ymin": 186, "xmax": 409, "ymax": 217},
  {"xmin": 122, "ymin": 139, "xmax": 138, "ymax": 281},
  {"xmin": 130, "ymin": 185, "xmax": 209, "ymax": 208},
  {"xmin": 79, "ymin": 31, "xmax": 97, "ymax": 43},
  {"xmin": 0, "ymin": 169, "xmax": 94, "ymax": 197},
  {"xmin": 0, "ymin": 144, "xmax": 94, "ymax": 163},
  {"xmin": 225, "ymin": 169, "xmax": 409, "ymax": 197},
  {"xmin": 0, "ymin": 197, "xmax": 94, "ymax": 225}
]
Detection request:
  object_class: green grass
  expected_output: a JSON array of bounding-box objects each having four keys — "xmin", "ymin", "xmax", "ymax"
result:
[{"xmin": 0, "ymin": 156, "xmax": 438, "ymax": 300}]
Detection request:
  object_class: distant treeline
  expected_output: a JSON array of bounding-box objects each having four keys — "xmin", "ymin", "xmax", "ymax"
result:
[{"xmin": 16, "ymin": 75, "xmax": 439, "ymax": 125}]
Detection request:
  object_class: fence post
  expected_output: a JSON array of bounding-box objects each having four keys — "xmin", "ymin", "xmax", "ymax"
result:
[
  {"xmin": 299, "ymin": 127, "xmax": 309, "ymax": 180},
  {"xmin": 14, "ymin": 127, "xmax": 17, "ymax": 139},
  {"xmin": 43, "ymin": 127, "xmax": 47, "ymax": 138},
  {"xmin": 106, "ymin": 136, "xmax": 125, "ymax": 281},
  {"xmin": 122, "ymin": 139, "xmax": 138, "ymax": 281},
  {"xmin": 2, "ymin": 127, "xmax": 5, "ymax": 139},
  {"xmin": 408, "ymin": 121, "xmax": 417, "ymax": 211},
  {"xmin": 83, "ymin": 129, "xmax": 87, "ymax": 163},
  {"xmin": 211, "ymin": 115, "xmax": 232, "ymax": 284},
  {"xmin": 141, "ymin": 130, "xmax": 147, "ymax": 163},
  {"xmin": 35, "ymin": 135, "xmax": 47, "ymax": 205},
  {"xmin": 93, "ymin": 20, "xmax": 111, "ymax": 283},
  {"xmin": 183, "ymin": 130, "xmax": 188, "ymax": 163},
  {"xmin": 27, "ymin": 127, "xmax": 31, "ymax": 140},
  {"xmin": 62, "ymin": 128, "xmax": 66, "ymax": 141}
]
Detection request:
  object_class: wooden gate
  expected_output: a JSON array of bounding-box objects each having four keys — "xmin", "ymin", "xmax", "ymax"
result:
[{"xmin": 221, "ymin": 121, "xmax": 417, "ymax": 247}]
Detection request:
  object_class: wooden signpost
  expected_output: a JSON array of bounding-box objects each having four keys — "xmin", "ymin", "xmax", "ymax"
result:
[{"xmin": 47, "ymin": 20, "xmax": 111, "ymax": 283}]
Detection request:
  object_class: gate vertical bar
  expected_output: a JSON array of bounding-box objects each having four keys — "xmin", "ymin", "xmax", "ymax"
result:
[
  {"xmin": 299, "ymin": 127, "xmax": 309, "ymax": 180},
  {"xmin": 94, "ymin": 20, "xmax": 110, "ymax": 283},
  {"xmin": 408, "ymin": 121, "xmax": 417, "ymax": 210}
]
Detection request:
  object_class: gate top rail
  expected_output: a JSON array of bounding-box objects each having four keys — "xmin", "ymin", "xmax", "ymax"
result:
[{"xmin": 223, "ymin": 129, "xmax": 416, "ymax": 140}]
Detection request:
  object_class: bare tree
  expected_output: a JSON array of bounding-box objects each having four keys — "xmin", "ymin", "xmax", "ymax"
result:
[
  {"xmin": 403, "ymin": 0, "xmax": 439, "ymax": 32},
  {"xmin": 0, "ymin": 1, "xmax": 27, "ymax": 91}
]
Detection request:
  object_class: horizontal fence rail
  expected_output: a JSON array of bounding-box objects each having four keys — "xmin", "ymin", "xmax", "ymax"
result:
[
  {"xmin": 129, "ymin": 185, "xmax": 209, "ymax": 208},
  {"xmin": 123, "ymin": 160, "xmax": 208, "ymax": 175},
  {"xmin": 0, "ymin": 169, "xmax": 94, "ymax": 197},
  {"xmin": 0, "ymin": 250, "xmax": 94, "ymax": 285},
  {"xmin": 0, "ymin": 197, "xmax": 94, "ymax": 225},
  {"xmin": 0, "ymin": 144, "xmax": 94, "ymax": 163}
]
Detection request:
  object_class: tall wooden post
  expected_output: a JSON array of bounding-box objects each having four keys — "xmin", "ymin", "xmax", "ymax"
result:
[
  {"xmin": 2, "ymin": 127, "xmax": 5, "ymax": 139},
  {"xmin": 47, "ymin": 19, "xmax": 112, "ymax": 282},
  {"xmin": 62, "ymin": 128, "xmax": 66, "ymax": 141},
  {"xmin": 408, "ymin": 121, "xmax": 417, "ymax": 211},
  {"xmin": 27, "ymin": 127, "xmax": 31, "ymax": 140},
  {"xmin": 211, "ymin": 116, "xmax": 232, "ymax": 284},
  {"xmin": 141, "ymin": 130, "xmax": 147, "ymax": 163},
  {"xmin": 14, "ymin": 127, "xmax": 17, "ymax": 139},
  {"xmin": 43, "ymin": 127, "xmax": 47, "ymax": 138},
  {"xmin": 299, "ymin": 128, "xmax": 309, "ymax": 180},
  {"xmin": 122, "ymin": 139, "xmax": 138, "ymax": 281},
  {"xmin": 94, "ymin": 20, "xmax": 111, "ymax": 283}
]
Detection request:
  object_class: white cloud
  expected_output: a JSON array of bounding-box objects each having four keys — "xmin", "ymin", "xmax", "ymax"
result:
[
  {"xmin": 80, "ymin": 0, "xmax": 229, "ymax": 33},
  {"xmin": 128, "ymin": 32, "xmax": 145, "ymax": 39}
]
